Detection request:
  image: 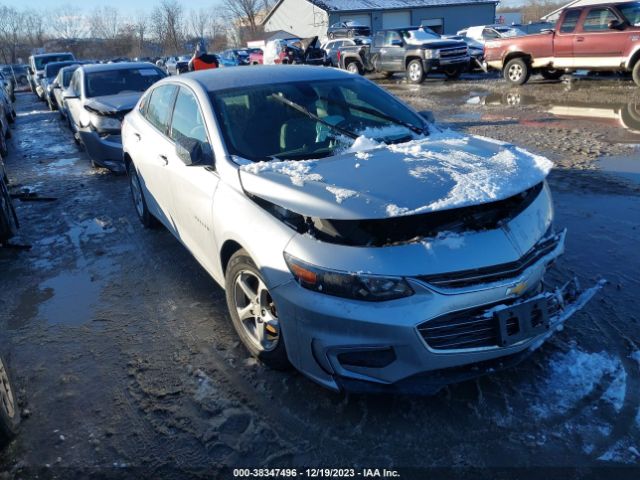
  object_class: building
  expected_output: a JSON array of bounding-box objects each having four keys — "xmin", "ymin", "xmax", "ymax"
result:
[{"xmin": 263, "ymin": 0, "xmax": 499, "ymax": 38}]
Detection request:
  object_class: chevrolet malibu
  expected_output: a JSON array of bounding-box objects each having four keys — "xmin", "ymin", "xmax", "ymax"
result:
[{"xmin": 122, "ymin": 66, "xmax": 601, "ymax": 393}]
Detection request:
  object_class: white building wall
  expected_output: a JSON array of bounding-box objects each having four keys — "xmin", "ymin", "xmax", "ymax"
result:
[{"xmin": 264, "ymin": 0, "xmax": 329, "ymax": 38}]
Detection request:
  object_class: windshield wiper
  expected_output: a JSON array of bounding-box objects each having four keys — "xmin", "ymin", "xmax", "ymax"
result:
[
  {"xmin": 318, "ymin": 96, "xmax": 427, "ymax": 136},
  {"xmin": 270, "ymin": 93, "xmax": 360, "ymax": 140}
]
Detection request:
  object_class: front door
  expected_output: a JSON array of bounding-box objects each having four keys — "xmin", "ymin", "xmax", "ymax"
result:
[
  {"xmin": 553, "ymin": 8, "xmax": 583, "ymax": 68},
  {"xmin": 165, "ymin": 86, "xmax": 220, "ymax": 274},
  {"xmin": 574, "ymin": 7, "xmax": 626, "ymax": 68}
]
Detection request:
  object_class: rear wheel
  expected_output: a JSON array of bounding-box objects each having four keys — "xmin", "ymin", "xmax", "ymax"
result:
[
  {"xmin": 127, "ymin": 162, "xmax": 158, "ymax": 229},
  {"xmin": 504, "ymin": 58, "xmax": 531, "ymax": 85},
  {"xmin": 225, "ymin": 250, "xmax": 290, "ymax": 370},
  {"xmin": 540, "ymin": 68, "xmax": 564, "ymax": 80},
  {"xmin": 407, "ymin": 59, "xmax": 425, "ymax": 84},
  {"xmin": 0, "ymin": 356, "xmax": 19, "ymax": 448},
  {"xmin": 0, "ymin": 177, "xmax": 18, "ymax": 245},
  {"xmin": 633, "ymin": 61, "xmax": 640, "ymax": 87}
]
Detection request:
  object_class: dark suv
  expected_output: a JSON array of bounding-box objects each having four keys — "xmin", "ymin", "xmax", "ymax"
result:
[{"xmin": 339, "ymin": 26, "xmax": 469, "ymax": 83}]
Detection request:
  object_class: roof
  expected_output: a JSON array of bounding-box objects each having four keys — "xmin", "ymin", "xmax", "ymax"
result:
[
  {"xmin": 541, "ymin": 0, "xmax": 634, "ymax": 21},
  {"xmin": 80, "ymin": 62, "xmax": 163, "ymax": 74},
  {"xmin": 185, "ymin": 65, "xmax": 354, "ymax": 92},
  {"xmin": 307, "ymin": 0, "xmax": 497, "ymax": 11}
]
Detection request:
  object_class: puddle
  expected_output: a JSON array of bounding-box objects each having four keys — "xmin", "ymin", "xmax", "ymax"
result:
[
  {"xmin": 46, "ymin": 157, "xmax": 81, "ymax": 175},
  {"xmin": 598, "ymin": 154, "xmax": 640, "ymax": 185},
  {"xmin": 38, "ymin": 270, "xmax": 102, "ymax": 326}
]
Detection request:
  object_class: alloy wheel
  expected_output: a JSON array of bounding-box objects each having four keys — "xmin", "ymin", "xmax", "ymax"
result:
[
  {"xmin": 409, "ymin": 62, "xmax": 422, "ymax": 82},
  {"xmin": 233, "ymin": 270, "xmax": 280, "ymax": 352},
  {"xmin": 508, "ymin": 64, "xmax": 523, "ymax": 82}
]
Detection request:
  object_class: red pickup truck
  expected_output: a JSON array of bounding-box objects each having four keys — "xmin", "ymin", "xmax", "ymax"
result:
[{"xmin": 484, "ymin": 1, "xmax": 640, "ymax": 86}]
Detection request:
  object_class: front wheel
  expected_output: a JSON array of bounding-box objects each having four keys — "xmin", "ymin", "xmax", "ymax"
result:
[
  {"xmin": 632, "ymin": 61, "xmax": 640, "ymax": 87},
  {"xmin": 0, "ymin": 356, "xmax": 19, "ymax": 448},
  {"xmin": 127, "ymin": 162, "xmax": 158, "ymax": 229},
  {"xmin": 225, "ymin": 250, "xmax": 290, "ymax": 370},
  {"xmin": 345, "ymin": 60, "xmax": 363, "ymax": 75},
  {"xmin": 406, "ymin": 59, "xmax": 425, "ymax": 84},
  {"xmin": 504, "ymin": 58, "xmax": 530, "ymax": 85}
]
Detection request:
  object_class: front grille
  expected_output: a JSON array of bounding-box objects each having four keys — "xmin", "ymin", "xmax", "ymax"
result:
[
  {"xmin": 440, "ymin": 47, "xmax": 468, "ymax": 58},
  {"xmin": 416, "ymin": 233, "xmax": 560, "ymax": 289},
  {"xmin": 418, "ymin": 295, "xmax": 562, "ymax": 350}
]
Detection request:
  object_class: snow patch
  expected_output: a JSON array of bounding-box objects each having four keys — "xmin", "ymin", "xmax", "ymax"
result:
[
  {"xmin": 531, "ymin": 347, "xmax": 626, "ymax": 418},
  {"xmin": 241, "ymin": 159, "xmax": 323, "ymax": 187},
  {"xmin": 386, "ymin": 204, "xmax": 409, "ymax": 217},
  {"xmin": 326, "ymin": 185, "xmax": 357, "ymax": 204}
]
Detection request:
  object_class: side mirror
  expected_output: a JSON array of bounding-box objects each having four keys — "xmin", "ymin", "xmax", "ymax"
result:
[
  {"xmin": 390, "ymin": 39, "xmax": 403, "ymax": 47},
  {"xmin": 608, "ymin": 19, "xmax": 625, "ymax": 30},
  {"xmin": 418, "ymin": 110, "xmax": 435, "ymax": 123},
  {"xmin": 176, "ymin": 138, "xmax": 212, "ymax": 166}
]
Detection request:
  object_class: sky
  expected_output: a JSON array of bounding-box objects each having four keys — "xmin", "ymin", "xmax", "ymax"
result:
[{"xmin": 3, "ymin": 0, "xmax": 224, "ymax": 15}]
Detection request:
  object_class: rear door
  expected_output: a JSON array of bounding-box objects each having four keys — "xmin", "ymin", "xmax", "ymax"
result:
[
  {"xmin": 165, "ymin": 86, "xmax": 220, "ymax": 272},
  {"xmin": 574, "ymin": 6, "xmax": 626, "ymax": 68},
  {"xmin": 553, "ymin": 9, "xmax": 583, "ymax": 68},
  {"xmin": 134, "ymin": 84, "xmax": 178, "ymax": 228}
]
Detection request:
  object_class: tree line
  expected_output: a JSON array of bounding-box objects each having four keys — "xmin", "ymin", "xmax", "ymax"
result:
[
  {"xmin": 0, "ymin": 0, "xmax": 273, "ymax": 64},
  {"xmin": 497, "ymin": 0, "xmax": 568, "ymax": 25}
]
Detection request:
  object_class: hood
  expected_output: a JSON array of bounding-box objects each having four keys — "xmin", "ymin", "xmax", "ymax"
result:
[
  {"xmin": 84, "ymin": 92, "xmax": 143, "ymax": 115},
  {"xmin": 238, "ymin": 130, "xmax": 553, "ymax": 221},
  {"xmin": 419, "ymin": 40, "xmax": 466, "ymax": 49},
  {"xmin": 301, "ymin": 36, "xmax": 320, "ymax": 52}
]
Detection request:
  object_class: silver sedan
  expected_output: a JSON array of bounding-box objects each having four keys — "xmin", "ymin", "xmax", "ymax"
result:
[{"xmin": 122, "ymin": 66, "xmax": 601, "ymax": 393}]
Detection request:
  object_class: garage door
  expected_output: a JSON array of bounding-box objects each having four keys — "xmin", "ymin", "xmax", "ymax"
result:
[
  {"xmin": 382, "ymin": 10, "xmax": 411, "ymax": 29},
  {"xmin": 339, "ymin": 14, "xmax": 371, "ymax": 27}
]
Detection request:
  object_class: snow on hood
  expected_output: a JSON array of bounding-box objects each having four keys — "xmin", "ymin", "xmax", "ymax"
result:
[
  {"xmin": 239, "ymin": 129, "xmax": 553, "ymax": 220},
  {"xmin": 84, "ymin": 92, "xmax": 143, "ymax": 115}
]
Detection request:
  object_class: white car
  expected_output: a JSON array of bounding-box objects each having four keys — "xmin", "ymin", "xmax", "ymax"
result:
[
  {"xmin": 122, "ymin": 66, "xmax": 600, "ymax": 393},
  {"xmin": 458, "ymin": 25, "xmax": 526, "ymax": 44}
]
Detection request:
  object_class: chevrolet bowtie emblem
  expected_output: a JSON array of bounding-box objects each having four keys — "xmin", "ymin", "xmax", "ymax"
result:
[{"xmin": 507, "ymin": 281, "xmax": 528, "ymax": 296}]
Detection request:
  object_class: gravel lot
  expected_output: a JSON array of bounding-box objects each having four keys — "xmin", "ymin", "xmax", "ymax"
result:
[{"xmin": 1, "ymin": 73, "xmax": 639, "ymax": 479}]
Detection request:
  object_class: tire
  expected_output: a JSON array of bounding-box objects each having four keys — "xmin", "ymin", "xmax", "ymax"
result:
[
  {"xmin": 381, "ymin": 71, "xmax": 394, "ymax": 79},
  {"xmin": 0, "ymin": 178, "xmax": 18, "ymax": 244},
  {"xmin": 443, "ymin": 66, "xmax": 463, "ymax": 80},
  {"xmin": 127, "ymin": 162, "xmax": 158, "ymax": 229},
  {"xmin": 503, "ymin": 58, "xmax": 531, "ymax": 85},
  {"xmin": 633, "ymin": 61, "xmax": 640, "ymax": 87},
  {"xmin": 225, "ymin": 250, "xmax": 290, "ymax": 370},
  {"xmin": 0, "ymin": 356, "xmax": 19, "ymax": 448},
  {"xmin": 621, "ymin": 102, "xmax": 640, "ymax": 130},
  {"xmin": 540, "ymin": 68, "xmax": 563, "ymax": 80},
  {"xmin": 346, "ymin": 60, "xmax": 363, "ymax": 75},
  {"xmin": 406, "ymin": 59, "xmax": 425, "ymax": 84}
]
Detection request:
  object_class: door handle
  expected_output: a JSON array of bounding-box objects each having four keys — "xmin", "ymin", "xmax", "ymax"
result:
[
  {"xmin": 576, "ymin": 37, "xmax": 585, "ymax": 42},
  {"xmin": 158, "ymin": 154, "xmax": 168, "ymax": 166}
]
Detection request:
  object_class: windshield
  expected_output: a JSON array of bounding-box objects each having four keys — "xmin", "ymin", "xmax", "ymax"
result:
[
  {"xmin": 85, "ymin": 68, "xmax": 164, "ymax": 98},
  {"xmin": 402, "ymin": 28, "xmax": 441, "ymax": 44},
  {"xmin": 35, "ymin": 54, "xmax": 74, "ymax": 70},
  {"xmin": 210, "ymin": 77, "xmax": 425, "ymax": 162},
  {"xmin": 619, "ymin": 2, "xmax": 640, "ymax": 25}
]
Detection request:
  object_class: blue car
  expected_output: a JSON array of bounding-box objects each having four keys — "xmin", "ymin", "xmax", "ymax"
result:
[{"xmin": 218, "ymin": 49, "xmax": 251, "ymax": 67}]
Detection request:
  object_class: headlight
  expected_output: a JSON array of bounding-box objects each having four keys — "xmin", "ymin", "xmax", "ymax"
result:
[
  {"xmin": 86, "ymin": 111, "xmax": 121, "ymax": 132},
  {"xmin": 424, "ymin": 49, "xmax": 440, "ymax": 59},
  {"xmin": 284, "ymin": 253, "xmax": 414, "ymax": 302}
]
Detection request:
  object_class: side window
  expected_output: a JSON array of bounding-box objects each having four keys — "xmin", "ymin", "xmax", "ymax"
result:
[
  {"xmin": 138, "ymin": 91, "xmax": 149, "ymax": 115},
  {"xmin": 582, "ymin": 8, "xmax": 618, "ymax": 31},
  {"xmin": 170, "ymin": 88, "xmax": 213, "ymax": 165},
  {"xmin": 70, "ymin": 72, "xmax": 80, "ymax": 95},
  {"xmin": 384, "ymin": 31, "xmax": 401, "ymax": 46},
  {"xmin": 560, "ymin": 10, "xmax": 582, "ymax": 33},
  {"xmin": 145, "ymin": 85, "xmax": 177, "ymax": 134},
  {"xmin": 482, "ymin": 28, "xmax": 501, "ymax": 39}
]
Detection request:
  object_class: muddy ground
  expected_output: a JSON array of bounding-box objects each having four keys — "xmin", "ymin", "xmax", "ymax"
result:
[{"xmin": 0, "ymin": 73, "xmax": 639, "ymax": 479}]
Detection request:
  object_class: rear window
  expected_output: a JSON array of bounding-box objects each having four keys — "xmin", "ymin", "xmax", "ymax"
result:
[
  {"xmin": 34, "ymin": 54, "xmax": 74, "ymax": 70},
  {"xmin": 85, "ymin": 68, "xmax": 164, "ymax": 98},
  {"xmin": 583, "ymin": 8, "xmax": 618, "ymax": 31}
]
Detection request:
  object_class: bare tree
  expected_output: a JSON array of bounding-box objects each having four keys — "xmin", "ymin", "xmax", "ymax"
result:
[
  {"xmin": 150, "ymin": 0, "xmax": 185, "ymax": 54},
  {"xmin": 0, "ymin": 6, "xmax": 25, "ymax": 63},
  {"xmin": 23, "ymin": 8, "xmax": 46, "ymax": 47},
  {"xmin": 224, "ymin": 0, "xmax": 269, "ymax": 46},
  {"xmin": 134, "ymin": 10, "xmax": 149, "ymax": 57},
  {"xmin": 50, "ymin": 5, "xmax": 88, "ymax": 40},
  {"xmin": 189, "ymin": 8, "xmax": 210, "ymax": 40},
  {"xmin": 89, "ymin": 6, "xmax": 120, "ymax": 40}
]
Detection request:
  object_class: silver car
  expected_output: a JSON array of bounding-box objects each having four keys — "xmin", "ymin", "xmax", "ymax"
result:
[
  {"xmin": 65, "ymin": 62, "xmax": 166, "ymax": 172},
  {"xmin": 122, "ymin": 66, "xmax": 601, "ymax": 393}
]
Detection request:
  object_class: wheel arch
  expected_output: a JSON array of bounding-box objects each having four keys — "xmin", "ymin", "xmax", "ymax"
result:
[
  {"xmin": 405, "ymin": 55, "xmax": 423, "ymax": 69},
  {"xmin": 220, "ymin": 239, "xmax": 244, "ymax": 276},
  {"xmin": 627, "ymin": 47, "xmax": 640, "ymax": 70}
]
